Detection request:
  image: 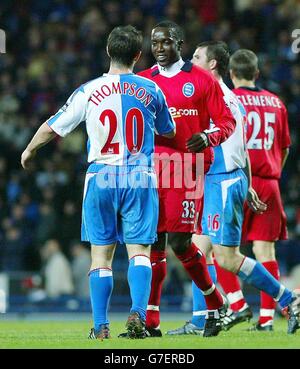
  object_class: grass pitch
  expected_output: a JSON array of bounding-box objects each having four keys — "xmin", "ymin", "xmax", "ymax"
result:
[{"xmin": 0, "ymin": 318, "xmax": 299, "ymax": 349}]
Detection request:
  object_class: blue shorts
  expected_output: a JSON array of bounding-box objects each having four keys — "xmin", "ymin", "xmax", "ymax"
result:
[
  {"xmin": 81, "ymin": 163, "xmax": 159, "ymax": 246},
  {"xmin": 201, "ymin": 168, "xmax": 248, "ymax": 246}
]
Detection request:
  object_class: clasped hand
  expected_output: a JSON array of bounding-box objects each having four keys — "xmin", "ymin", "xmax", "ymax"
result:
[{"xmin": 186, "ymin": 132, "xmax": 209, "ymax": 153}]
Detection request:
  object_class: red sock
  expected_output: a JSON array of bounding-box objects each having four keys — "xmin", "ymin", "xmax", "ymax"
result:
[
  {"xmin": 146, "ymin": 250, "xmax": 167, "ymax": 329},
  {"xmin": 259, "ymin": 261, "xmax": 279, "ymax": 325},
  {"xmin": 175, "ymin": 243, "xmax": 223, "ymax": 310},
  {"xmin": 214, "ymin": 258, "xmax": 247, "ymax": 312}
]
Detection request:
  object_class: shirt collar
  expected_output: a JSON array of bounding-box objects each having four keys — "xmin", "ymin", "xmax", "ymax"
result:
[{"xmin": 157, "ymin": 58, "xmax": 185, "ymax": 77}]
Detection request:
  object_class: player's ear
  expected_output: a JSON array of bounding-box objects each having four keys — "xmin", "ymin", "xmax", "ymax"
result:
[
  {"xmin": 106, "ymin": 46, "xmax": 110, "ymax": 58},
  {"xmin": 133, "ymin": 51, "xmax": 142, "ymax": 64},
  {"xmin": 209, "ymin": 59, "xmax": 217, "ymax": 72},
  {"xmin": 254, "ymin": 69, "xmax": 259, "ymax": 80},
  {"xmin": 177, "ymin": 40, "xmax": 183, "ymax": 51}
]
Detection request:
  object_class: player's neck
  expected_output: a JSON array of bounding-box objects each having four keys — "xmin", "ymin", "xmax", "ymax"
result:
[
  {"xmin": 108, "ymin": 63, "xmax": 134, "ymax": 75},
  {"xmin": 233, "ymin": 79, "xmax": 256, "ymax": 88},
  {"xmin": 212, "ymin": 71, "xmax": 222, "ymax": 82},
  {"xmin": 158, "ymin": 58, "xmax": 184, "ymax": 77}
]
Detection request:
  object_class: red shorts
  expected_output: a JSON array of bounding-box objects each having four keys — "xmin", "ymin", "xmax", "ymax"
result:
[
  {"xmin": 157, "ymin": 186, "xmax": 198, "ymax": 233},
  {"xmin": 155, "ymin": 147, "xmax": 208, "ymax": 234},
  {"xmin": 242, "ymin": 176, "xmax": 288, "ymax": 242}
]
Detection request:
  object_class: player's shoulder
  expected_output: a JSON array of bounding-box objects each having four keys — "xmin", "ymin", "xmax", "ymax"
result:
[
  {"xmin": 260, "ymin": 88, "xmax": 286, "ymax": 108},
  {"xmin": 65, "ymin": 76, "xmax": 104, "ymax": 103},
  {"xmin": 136, "ymin": 68, "xmax": 164, "ymax": 94},
  {"xmin": 220, "ymin": 81, "xmax": 235, "ymax": 97},
  {"xmin": 220, "ymin": 82, "xmax": 245, "ymax": 117},
  {"xmin": 233, "ymin": 86, "xmax": 277, "ymax": 98},
  {"xmin": 256, "ymin": 87, "xmax": 287, "ymax": 111},
  {"xmin": 190, "ymin": 64, "xmax": 216, "ymax": 84},
  {"xmin": 221, "ymin": 82, "xmax": 241, "ymax": 104},
  {"xmin": 232, "ymin": 86, "xmax": 247, "ymax": 95},
  {"xmin": 77, "ymin": 75, "xmax": 107, "ymax": 94},
  {"xmin": 135, "ymin": 72, "xmax": 157, "ymax": 86},
  {"xmin": 233, "ymin": 86, "xmax": 287, "ymax": 112},
  {"xmin": 137, "ymin": 65, "xmax": 158, "ymax": 79}
]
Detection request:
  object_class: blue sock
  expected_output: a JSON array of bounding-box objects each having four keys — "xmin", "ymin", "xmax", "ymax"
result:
[
  {"xmin": 238, "ymin": 257, "xmax": 293, "ymax": 308},
  {"xmin": 89, "ymin": 268, "xmax": 113, "ymax": 331},
  {"xmin": 191, "ymin": 264, "xmax": 217, "ymax": 329},
  {"xmin": 128, "ymin": 255, "xmax": 152, "ymax": 321}
]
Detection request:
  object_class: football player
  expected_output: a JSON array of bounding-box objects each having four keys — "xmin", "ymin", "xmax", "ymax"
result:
[
  {"xmin": 21, "ymin": 25, "xmax": 175, "ymax": 340},
  {"xmin": 137, "ymin": 22, "xmax": 236, "ymax": 337}
]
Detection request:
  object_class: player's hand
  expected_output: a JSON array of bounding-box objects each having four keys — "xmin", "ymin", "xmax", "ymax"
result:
[
  {"xmin": 21, "ymin": 148, "xmax": 36, "ymax": 170},
  {"xmin": 186, "ymin": 132, "xmax": 209, "ymax": 153},
  {"xmin": 247, "ymin": 187, "xmax": 267, "ymax": 214}
]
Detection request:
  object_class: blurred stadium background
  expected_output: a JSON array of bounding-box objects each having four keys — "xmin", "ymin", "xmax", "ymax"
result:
[{"xmin": 0, "ymin": 0, "xmax": 300, "ymax": 317}]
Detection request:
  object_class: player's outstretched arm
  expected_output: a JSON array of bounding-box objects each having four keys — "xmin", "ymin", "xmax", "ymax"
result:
[{"xmin": 21, "ymin": 122, "xmax": 57, "ymax": 169}]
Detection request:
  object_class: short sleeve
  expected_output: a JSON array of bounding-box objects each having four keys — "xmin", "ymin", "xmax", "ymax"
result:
[
  {"xmin": 47, "ymin": 85, "xmax": 87, "ymax": 137},
  {"xmin": 154, "ymin": 86, "xmax": 175, "ymax": 135}
]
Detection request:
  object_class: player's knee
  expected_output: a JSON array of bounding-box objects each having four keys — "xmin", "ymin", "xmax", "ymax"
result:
[
  {"xmin": 90, "ymin": 257, "xmax": 112, "ymax": 270},
  {"xmin": 90, "ymin": 245, "xmax": 115, "ymax": 269},
  {"xmin": 214, "ymin": 254, "xmax": 236, "ymax": 273},
  {"xmin": 253, "ymin": 241, "xmax": 275, "ymax": 262}
]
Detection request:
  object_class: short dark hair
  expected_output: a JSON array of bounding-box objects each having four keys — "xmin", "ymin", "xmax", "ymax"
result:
[
  {"xmin": 153, "ymin": 20, "xmax": 184, "ymax": 42},
  {"xmin": 229, "ymin": 49, "xmax": 258, "ymax": 80},
  {"xmin": 197, "ymin": 41, "xmax": 230, "ymax": 78},
  {"xmin": 107, "ymin": 25, "xmax": 142, "ymax": 67}
]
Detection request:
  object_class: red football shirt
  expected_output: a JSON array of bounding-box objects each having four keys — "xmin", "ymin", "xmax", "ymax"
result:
[
  {"xmin": 138, "ymin": 61, "xmax": 236, "ymax": 169},
  {"xmin": 233, "ymin": 87, "xmax": 291, "ymax": 179}
]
